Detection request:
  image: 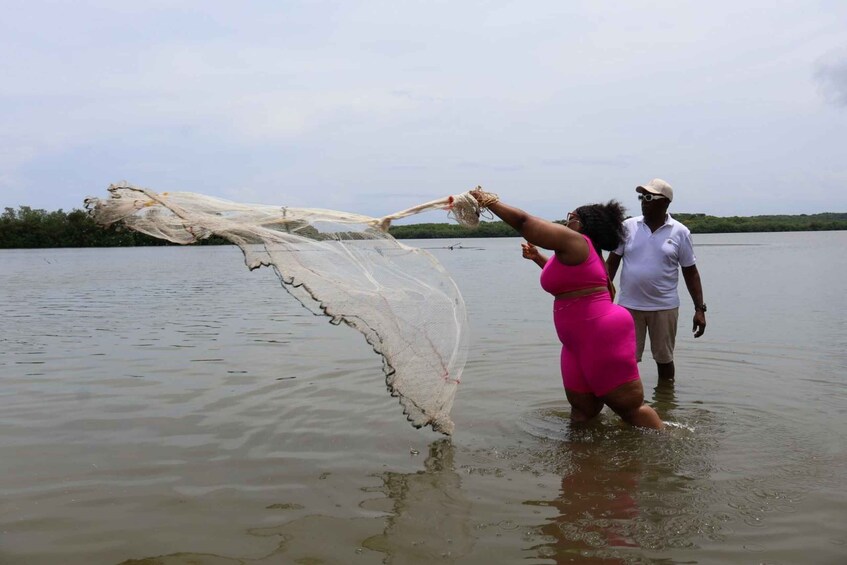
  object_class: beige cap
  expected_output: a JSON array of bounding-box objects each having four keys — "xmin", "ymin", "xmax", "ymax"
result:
[{"xmin": 636, "ymin": 178, "xmax": 673, "ymax": 202}]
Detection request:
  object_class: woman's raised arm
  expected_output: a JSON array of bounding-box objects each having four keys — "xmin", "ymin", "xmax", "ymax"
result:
[{"xmin": 471, "ymin": 190, "xmax": 588, "ymax": 265}]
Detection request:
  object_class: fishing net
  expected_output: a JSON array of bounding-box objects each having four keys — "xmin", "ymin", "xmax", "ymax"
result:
[{"xmin": 84, "ymin": 182, "xmax": 499, "ymax": 434}]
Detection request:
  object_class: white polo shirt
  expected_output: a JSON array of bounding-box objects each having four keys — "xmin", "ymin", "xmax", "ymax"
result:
[{"xmin": 613, "ymin": 214, "xmax": 696, "ymax": 311}]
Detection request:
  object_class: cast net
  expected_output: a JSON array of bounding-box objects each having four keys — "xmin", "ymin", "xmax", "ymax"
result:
[{"xmin": 84, "ymin": 182, "xmax": 499, "ymax": 435}]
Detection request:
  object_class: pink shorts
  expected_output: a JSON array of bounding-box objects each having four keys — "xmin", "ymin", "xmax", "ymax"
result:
[{"xmin": 552, "ymin": 292, "xmax": 641, "ymax": 397}]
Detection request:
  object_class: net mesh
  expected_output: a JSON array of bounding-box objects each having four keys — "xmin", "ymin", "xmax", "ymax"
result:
[{"xmin": 84, "ymin": 182, "xmax": 489, "ymax": 434}]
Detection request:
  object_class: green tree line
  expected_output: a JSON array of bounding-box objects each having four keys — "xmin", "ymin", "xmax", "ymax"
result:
[
  {"xmin": 671, "ymin": 212, "xmax": 847, "ymax": 233},
  {"xmin": 388, "ymin": 212, "xmax": 847, "ymax": 239},
  {"xmin": 0, "ymin": 206, "xmax": 227, "ymax": 249},
  {"xmin": 2, "ymin": 206, "xmax": 847, "ymax": 249}
]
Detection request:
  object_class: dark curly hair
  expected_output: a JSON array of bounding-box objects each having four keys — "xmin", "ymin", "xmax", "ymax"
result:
[{"xmin": 573, "ymin": 200, "xmax": 627, "ymax": 254}]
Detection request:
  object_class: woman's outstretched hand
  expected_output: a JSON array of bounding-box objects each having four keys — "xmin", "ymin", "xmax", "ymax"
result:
[
  {"xmin": 521, "ymin": 241, "xmax": 548, "ymax": 268},
  {"xmin": 468, "ymin": 186, "xmax": 500, "ymax": 208},
  {"xmin": 521, "ymin": 241, "xmax": 540, "ymax": 261}
]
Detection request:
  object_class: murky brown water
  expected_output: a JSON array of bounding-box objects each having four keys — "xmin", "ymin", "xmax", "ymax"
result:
[{"xmin": 1, "ymin": 233, "xmax": 845, "ymax": 564}]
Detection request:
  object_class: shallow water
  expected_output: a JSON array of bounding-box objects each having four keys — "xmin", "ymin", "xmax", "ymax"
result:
[{"xmin": 1, "ymin": 232, "xmax": 845, "ymax": 564}]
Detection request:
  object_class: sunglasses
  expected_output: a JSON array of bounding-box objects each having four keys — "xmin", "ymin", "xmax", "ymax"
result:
[
  {"xmin": 638, "ymin": 193, "xmax": 667, "ymax": 202},
  {"xmin": 565, "ymin": 212, "xmax": 581, "ymax": 226}
]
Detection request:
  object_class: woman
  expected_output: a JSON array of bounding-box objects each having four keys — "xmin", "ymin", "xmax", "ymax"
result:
[{"xmin": 471, "ymin": 189, "xmax": 663, "ymax": 429}]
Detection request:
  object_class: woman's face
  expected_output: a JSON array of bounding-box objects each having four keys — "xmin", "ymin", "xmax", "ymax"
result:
[{"xmin": 565, "ymin": 210, "xmax": 582, "ymax": 232}]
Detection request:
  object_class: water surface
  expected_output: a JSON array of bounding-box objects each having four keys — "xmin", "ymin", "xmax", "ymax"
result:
[{"xmin": 1, "ymin": 232, "xmax": 845, "ymax": 564}]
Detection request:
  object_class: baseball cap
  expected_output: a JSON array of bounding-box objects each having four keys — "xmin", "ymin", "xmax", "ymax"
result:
[{"xmin": 636, "ymin": 178, "xmax": 673, "ymax": 202}]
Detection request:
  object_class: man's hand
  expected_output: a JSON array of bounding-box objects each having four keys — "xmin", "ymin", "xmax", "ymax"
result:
[{"xmin": 692, "ymin": 311, "xmax": 706, "ymax": 338}]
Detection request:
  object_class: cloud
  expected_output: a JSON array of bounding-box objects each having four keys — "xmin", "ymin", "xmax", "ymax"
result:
[
  {"xmin": 2, "ymin": 1, "xmax": 847, "ymax": 216},
  {"xmin": 456, "ymin": 161, "xmax": 524, "ymax": 172},
  {"xmin": 815, "ymin": 49, "xmax": 847, "ymax": 107},
  {"xmin": 540, "ymin": 156, "xmax": 631, "ymax": 169}
]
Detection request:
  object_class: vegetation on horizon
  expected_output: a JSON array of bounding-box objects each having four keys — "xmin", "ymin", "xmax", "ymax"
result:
[
  {"xmin": 0, "ymin": 206, "xmax": 227, "ymax": 249},
  {"xmin": 387, "ymin": 212, "xmax": 847, "ymax": 239},
  {"xmin": 2, "ymin": 206, "xmax": 847, "ymax": 249}
]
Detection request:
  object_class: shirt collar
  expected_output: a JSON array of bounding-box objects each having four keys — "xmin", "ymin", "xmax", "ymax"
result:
[{"xmin": 637, "ymin": 212, "xmax": 674, "ymax": 229}]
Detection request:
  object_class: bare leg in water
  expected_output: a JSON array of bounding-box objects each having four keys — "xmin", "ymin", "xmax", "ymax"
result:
[
  {"xmin": 603, "ymin": 380, "xmax": 664, "ymax": 430},
  {"xmin": 565, "ymin": 389, "xmax": 604, "ymax": 423},
  {"xmin": 657, "ymin": 361, "xmax": 675, "ymax": 381},
  {"xmin": 564, "ymin": 382, "xmax": 663, "ymax": 430}
]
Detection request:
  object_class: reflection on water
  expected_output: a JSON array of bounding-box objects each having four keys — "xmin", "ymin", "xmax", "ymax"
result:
[
  {"xmin": 119, "ymin": 439, "xmax": 472, "ymax": 564},
  {"xmin": 361, "ymin": 439, "xmax": 474, "ymax": 563},
  {"xmin": 525, "ymin": 432, "xmax": 642, "ymax": 564},
  {"xmin": 651, "ymin": 379, "xmax": 678, "ymax": 417},
  {"xmin": 519, "ymin": 399, "xmax": 725, "ymax": 564}
]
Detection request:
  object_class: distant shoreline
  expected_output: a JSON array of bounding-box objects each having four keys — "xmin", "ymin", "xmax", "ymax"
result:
[
  {"xmin": 2, "ymin": 206, "xmax": 846, "ymax": 249},
  {"xmin": 387, "ymin": 212, "xmax": 847, "ymax": 239}
]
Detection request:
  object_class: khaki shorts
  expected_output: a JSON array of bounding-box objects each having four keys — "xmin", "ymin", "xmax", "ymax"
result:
[{"xmin": 625, "ymin": 307, "xmax": 678, "ymax": 364}]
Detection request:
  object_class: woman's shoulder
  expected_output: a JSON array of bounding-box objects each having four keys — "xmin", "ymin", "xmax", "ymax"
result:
[{"xmin": 554, "ymin": 233, "xmax": 591, "ymax": 266}]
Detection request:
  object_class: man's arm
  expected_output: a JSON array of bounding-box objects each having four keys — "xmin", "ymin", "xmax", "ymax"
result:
[
  {"xmin": 606, "ymin": 252, "xmax": 622, "ymax": 281},
  {"xmin": 681, "ymin": 264, "xmax": 706, "ymax": 338}
]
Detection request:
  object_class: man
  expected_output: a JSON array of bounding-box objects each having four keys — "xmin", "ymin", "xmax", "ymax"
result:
[{"xmin": 606, "ymin": 178, "xmax": 706, "ymax": 381}]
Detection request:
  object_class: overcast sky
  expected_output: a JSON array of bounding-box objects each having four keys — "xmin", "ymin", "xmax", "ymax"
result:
[{"xmin": 2, "ymin": 0, "xmax": 846, "ymax": 220}]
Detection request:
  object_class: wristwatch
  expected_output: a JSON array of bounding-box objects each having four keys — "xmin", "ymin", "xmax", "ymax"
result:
[{"xmin": 695, "ymin": 303, "xmax": 707, "ymax": 313}]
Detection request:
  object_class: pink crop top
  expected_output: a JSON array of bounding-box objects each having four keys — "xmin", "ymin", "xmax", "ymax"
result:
[{"xmin": 540, "ymin": 234, "xmax": 608, "ymax": 295}]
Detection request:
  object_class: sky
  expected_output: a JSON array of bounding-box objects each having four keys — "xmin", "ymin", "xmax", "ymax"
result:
[{"xmin": 1, "ymin": 0, "xmax": 846, "ymax": 221}]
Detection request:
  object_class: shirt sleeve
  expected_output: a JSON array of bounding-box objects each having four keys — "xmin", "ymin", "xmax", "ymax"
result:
[{"xmin": 678, "ymin": 229, "xmax": 696, "ymax": 267}]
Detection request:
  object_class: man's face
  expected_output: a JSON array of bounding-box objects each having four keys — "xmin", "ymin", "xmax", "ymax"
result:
[{"xmin": 637, "ymin": 189, "xmax": 669, "ymax": 215}]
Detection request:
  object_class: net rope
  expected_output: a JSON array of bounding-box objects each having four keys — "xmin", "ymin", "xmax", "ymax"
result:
[{"xmin": 84, "ymin": 182, "xmax": 499, "ymax": 434}]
